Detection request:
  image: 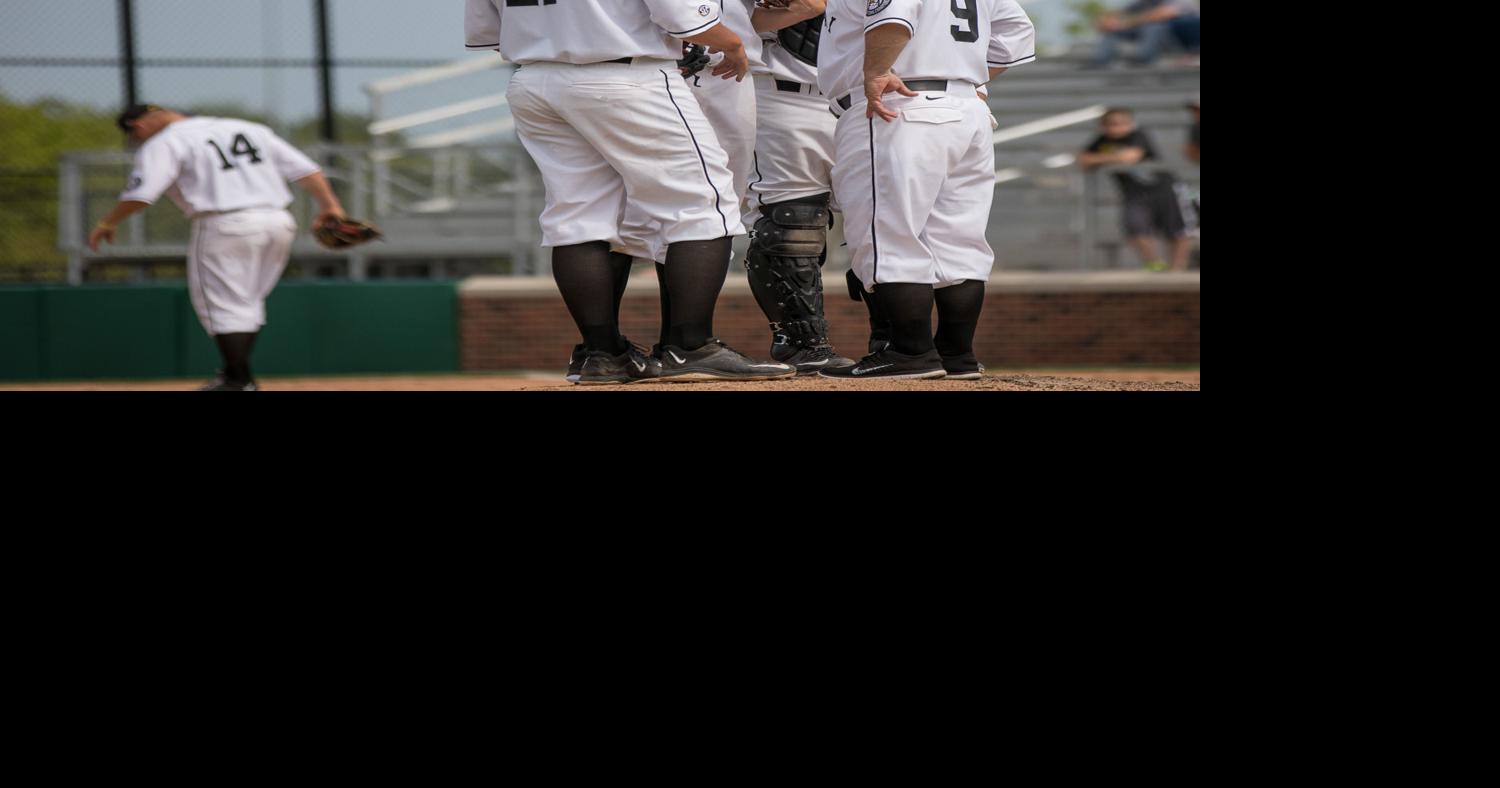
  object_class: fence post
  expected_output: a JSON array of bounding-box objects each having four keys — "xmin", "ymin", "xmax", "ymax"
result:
[
  {"xmin": 118, "ymin": 0, "xmax": 138, "ymax": 107},
  {"xmin": 314, "ymin": 0, "xmax": 336, "ymax": 142},
  {"xmin": 58, "ymin": 157, "xmax": 86, "ymax": 285}
]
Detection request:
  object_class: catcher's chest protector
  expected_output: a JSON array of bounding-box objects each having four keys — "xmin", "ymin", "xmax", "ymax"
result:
[{"xmin": 778, "ymin": 15, "xmax": 823, "ymax": 68}]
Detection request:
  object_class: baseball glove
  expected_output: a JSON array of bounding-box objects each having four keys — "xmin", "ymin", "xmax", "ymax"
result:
[
  {"xmin": 678, "ymin": 43, "xmax": 711, "ymax": 78},
  {"xmin": 313, "ymin": 216, "xmax": 383, "ymax": 250}
]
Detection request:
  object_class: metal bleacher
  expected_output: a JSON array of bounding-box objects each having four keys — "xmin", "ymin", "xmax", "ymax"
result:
[
  {"xmin": 57, "ymin": 49, "xmax": 1199, "ymax": 283},
  {"xmin": 983, "ymin": 53, "xmax": 1201, "ymax": 270}
]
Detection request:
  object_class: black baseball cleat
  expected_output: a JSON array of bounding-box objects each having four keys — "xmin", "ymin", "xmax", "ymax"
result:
[
  {"xmin": 199, "ymin": 373, "xmax": 258, "ymax": 391},
  {"xmin": 656, "ymin": 338, "xmax": 797, "ymax": 381},
  {"xmin": 940, "ymin": 352, "xmax": 985, "ymax": 380},
  {"xmin": 772, "ymin": 341, "xmax": 856, "ymax": 375},
  {"xmin": 564, "ymin": 342, "xmax": 588, "ymax": 382},
  {"xmin": 818, "ymin": 348, "xmax": 947, "ymax": 380},
  {"xmin": 574, "ymin": 342, "xmax": 662, "ymax": 385},
  {"xmin": 565, "ymin": 343, "xmax": 586, "ymax": 383}
]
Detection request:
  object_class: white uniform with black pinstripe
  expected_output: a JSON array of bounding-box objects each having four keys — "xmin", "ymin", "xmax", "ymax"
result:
[
  {"xmin": 465, "ymin": 0, "xmax": 745, "ymax": 253},
  {"xmin": 618, "ymin": 0, "xmax": 761, "ymax": 262},
  {"xmin": 120, "ymin": 116, "xmax": 314, "ymax": 335},
  {"xmin": 746, "ymin": 3, "xmax": 841, "ymax": 223},
  {"xmin": 819, "ymin": 0, "xmax": 1034, "ymax": 289}
]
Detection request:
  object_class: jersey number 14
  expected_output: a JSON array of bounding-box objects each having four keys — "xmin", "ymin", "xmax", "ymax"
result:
[{"xmin": 207, "ymin": 134, "xmax": 264, "ymax": 171}]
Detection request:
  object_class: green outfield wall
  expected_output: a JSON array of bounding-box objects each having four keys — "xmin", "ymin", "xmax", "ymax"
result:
[{"xmin": 0, "ymin": 282, "xmax": 458, "ymax": 381}]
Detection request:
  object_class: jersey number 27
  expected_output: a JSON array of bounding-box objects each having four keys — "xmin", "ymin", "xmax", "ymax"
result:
[{"xmin": 207, "ymin": 134, "xmax": 263, "ymax": 171}]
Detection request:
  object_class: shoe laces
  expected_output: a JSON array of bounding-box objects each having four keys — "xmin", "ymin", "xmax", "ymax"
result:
[
  {"xmin": 704, "ymin": 338, "xmax": 750, "ymax": 360},
  {"xmin": 802, "ymin": 344, "xmax": 839, "ymax": 362}
]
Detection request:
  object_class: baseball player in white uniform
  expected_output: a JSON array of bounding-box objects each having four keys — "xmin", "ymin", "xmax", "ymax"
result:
[
  {"xmin": 733, "ymin": 0, "xmax": 861, "ymax": 373},
  {"xmin": 817, "ymin": 0, "xmax": 1034, "ymax": 380},
  {"xmin": 612, "ymin": 0, "xmax": 767, "ymax": 364},
  {"xmin": 88, "ymin": 104, "xmax": 346, "ymax": 391},
  {"xmin": 466, "ymin": 0, "xmax": 795, "ymax": 383}
]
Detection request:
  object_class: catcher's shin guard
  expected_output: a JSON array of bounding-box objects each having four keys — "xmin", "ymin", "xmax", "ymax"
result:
[{"xmin": 745, "ymin": 194, "xmax": 833, "ymax": 351}]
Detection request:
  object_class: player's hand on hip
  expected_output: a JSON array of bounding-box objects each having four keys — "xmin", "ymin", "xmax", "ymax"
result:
[
  {"xmin": 710, "ymin": 43, "xmax": 749, "ymax": 81},
  {"xmin": 88, "ymin": 223, "xmax": 116, "ymax": 253},
  {"xmin": 866, "ymin": 72, "xmax": 917, "ymax": 122}
]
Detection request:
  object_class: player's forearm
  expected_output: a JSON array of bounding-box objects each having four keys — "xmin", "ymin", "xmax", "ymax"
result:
[
  {"xmin": 683, "ymin": 22, "xmax": 745, "ymax": 55},
  {"xmin": 96, "ymin": 201, "xmax": 150, "ymax": 229},
  {"xmin": 1080, "ymin": 150, "xmax": 1145, "ymax": 167},
  {"xmin": 864, "ymin": 24, "xmax": 911, "ymax": 79},
  {"xmin": 295, "ymin": 171, "xmax": 344, "ymax": 215},
  {"xmin": 988, "ymin": 67, "xmax": 1007, "ymax": 80},
  {"xmin": 752, "ymin": 0, "xmax": 826, "ymax": 33}
]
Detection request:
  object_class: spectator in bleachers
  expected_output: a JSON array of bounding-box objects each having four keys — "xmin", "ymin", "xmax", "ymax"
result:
[
  {"xmin": 1087, "ymin": 1, "xmax": 1201, "ymax": 68},
  {"xmin": 1078, "ymin": 108, "xmax": 1191, "ymax": 272}
]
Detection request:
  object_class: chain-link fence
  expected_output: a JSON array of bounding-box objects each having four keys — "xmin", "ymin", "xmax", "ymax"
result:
[{"xmin": 0, "ymin": 0, "xmax": 464, "ymax": 283}]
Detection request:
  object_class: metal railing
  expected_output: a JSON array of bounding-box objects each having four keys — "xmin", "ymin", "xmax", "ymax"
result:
[
  {"xmin": 56, "ymin": 46, "xmax": 1194, "ymax": 280},
  {"xmin": 56, "ymin": 141, "xmax": 548, "ymax": 284},
  {"xmin": 1080, "ymin": 163, "xmax": 1199, "ymax": 270}
]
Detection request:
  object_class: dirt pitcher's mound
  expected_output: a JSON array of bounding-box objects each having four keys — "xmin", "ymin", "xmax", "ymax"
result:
[
  {"xmin": 0, "ymin": 370, "xmax": 1198, "ymax": 391},
  {"xmin": 552, "ymin": 372, "xmax": 1198, "ymax": 392}
]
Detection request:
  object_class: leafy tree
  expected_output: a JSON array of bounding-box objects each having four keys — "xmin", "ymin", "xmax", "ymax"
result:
[
  {"xmin": 0, "ymin": 96, "xmax": 121, "ymax": 279},
  {"xmin": 1066, "ymin": 1, "xmax": 1110, "ymax": 37}
]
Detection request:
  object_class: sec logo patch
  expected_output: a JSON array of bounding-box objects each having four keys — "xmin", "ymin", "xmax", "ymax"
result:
[
  {"xmin": 699, "ymin": 3, "xmax": 712, "ymax": 15},
  {"xmin": 867, "ymin": 0, "xmax": 891, "ymax": 15}
]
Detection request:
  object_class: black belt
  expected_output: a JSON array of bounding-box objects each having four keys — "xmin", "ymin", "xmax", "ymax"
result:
[
  {"xmin": 603, "ymin": 57, "xmax": 633, "ymax": 64},
  {"xmin": 775, "ymin": 79, "xmax": 811, "ymax": 93},
  {"xmin": 835, "ymin": 79, "xmax": 949, "ymax": 111}
]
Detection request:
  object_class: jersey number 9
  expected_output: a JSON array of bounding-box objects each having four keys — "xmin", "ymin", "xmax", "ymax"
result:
[{"xmin": 951, "ymin": 0, "xmax": 979, "ymax": 43}]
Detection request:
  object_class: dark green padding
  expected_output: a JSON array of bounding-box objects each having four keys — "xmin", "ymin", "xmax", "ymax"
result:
[
  {"xmin": 1, "ymin": 281, "xmax": 458, "ymax": 381},
  {"xmin": 43, "ymin": 285, "xmax": 181, "ymax": 379},
  {"xmin": 0, "ymin": 289, "xmax": 45, "ymax": 379}
]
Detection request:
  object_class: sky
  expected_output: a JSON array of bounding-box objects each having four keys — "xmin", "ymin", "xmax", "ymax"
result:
[{"xmin": 1, "ymin": 0, "xmax": 1078, "ymax": 134}]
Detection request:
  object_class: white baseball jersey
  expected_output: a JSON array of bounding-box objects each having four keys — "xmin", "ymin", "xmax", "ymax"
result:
[
  {"xmin": 823, "ymin": 0, "xmax": 1036, "ymax": 289},
  {"xmin": 756, "ymin": 5, "xmax": 821, "ymax": 85},
  {"xmin": 464, "ymin": 0, "xmax": 726, "ymax": 63},
  {"xmin": 722, "ymin": 1, "xmax": 765, "ymax": 70},
  {"xmin": 818, "ymin": 0, "xmax": 1035, "ymax": 102},
  {"xmin": 120, "ymin": 117, "xmax": 320, "ymax": 217}
]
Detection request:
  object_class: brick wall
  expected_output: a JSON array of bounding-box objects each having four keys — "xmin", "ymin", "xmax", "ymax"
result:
[{"xmin": 460, "ymin": 272, "xmax": 1199, "ymax": 371}]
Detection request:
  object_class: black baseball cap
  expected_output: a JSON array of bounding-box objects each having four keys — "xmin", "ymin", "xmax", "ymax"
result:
[{"xmin": 116, "ymin": 103, "xmax": 166, "ymax": 132}]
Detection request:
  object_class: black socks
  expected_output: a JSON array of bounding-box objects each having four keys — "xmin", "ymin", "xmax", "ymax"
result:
[
  {"xmin": 872, "ymin": 283, "xmax": 935, "ymax": 355},
  {"xmin": 660, "ymin": 236, "xmax": 731, "ymax": 350},
  {"xmin": 215, "ymin": 332, "xmax": 258, "ymax": 385},
  {"xmin": 552, "ymin": 241, "xmax": 633, "ymax": 354},
  {"xmin": 933, "ymin": 280, "xmax": 985, "ymax": 358}
]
